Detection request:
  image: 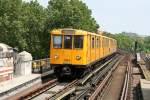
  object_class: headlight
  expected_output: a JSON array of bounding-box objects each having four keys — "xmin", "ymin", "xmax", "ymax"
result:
[
  {"xmin": 76, "ymin": 55, "xmax": 81, "ymax": 60},
  {"xmin": 54, "ymin": 55, "xmax": 59, "ymax": 59}
]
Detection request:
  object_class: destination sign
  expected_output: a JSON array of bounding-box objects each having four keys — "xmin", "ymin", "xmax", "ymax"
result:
[{"xmin": 62, "ymin": 29, "xmax": 75, "ymax": 34}]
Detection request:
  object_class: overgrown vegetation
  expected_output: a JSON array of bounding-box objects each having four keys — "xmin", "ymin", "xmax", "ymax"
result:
[{"xmin": 0, "ymin": 0, "xmax": 149, "ymax": 58}]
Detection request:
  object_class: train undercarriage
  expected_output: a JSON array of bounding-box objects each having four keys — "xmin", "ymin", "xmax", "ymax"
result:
[
  {"xmin": 52, "ymin": 53, "xmax": 116, "ymax": 81},
  {"xmin": 53, "ymin": 65, "xmax": 87, "ymax": 80}
]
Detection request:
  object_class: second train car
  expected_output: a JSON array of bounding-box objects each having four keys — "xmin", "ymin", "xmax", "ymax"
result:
[{"xmin": 50, "ymin": 28, "xmax": 117, "ymax": 79}]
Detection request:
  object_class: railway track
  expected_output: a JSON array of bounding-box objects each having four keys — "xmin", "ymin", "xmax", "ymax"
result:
[
  {"xmin": 46, "ymin": 79, "xmax": 78, "ymax": 100},
  {"xmin": 88, "ymin": 55, "xmax": 124, "ymax": 100},
  {"xmin": 12, "ymin": 79, "xmax": 58, "ymax": 100},
  {"xmin": 44, "ymin": 54, "xmax": 123, "ymax": 100},
  {"xmin": 94, "ymin": 54, "xmax": 133, "ymax": 100},
  {"xmin": 9, "ymin": 53, "xmax": 124, "ymax": 100},
  {"xmin": 12, "ymin": 79, "xmax": 78, "ymax": 100},
  {"xmin": 120, "ymin": 61, "xmax": 131, "ymax": 100}
]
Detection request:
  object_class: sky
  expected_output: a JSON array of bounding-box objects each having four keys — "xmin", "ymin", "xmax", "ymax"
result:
[{"xmin": 24, "ymin": 0, "xmax": 150, "ymax": 36}]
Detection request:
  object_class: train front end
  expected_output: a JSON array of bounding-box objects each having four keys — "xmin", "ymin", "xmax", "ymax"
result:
[{"xmin": 50, "ymin": 29, "xmax": 87, "ymax": 79}]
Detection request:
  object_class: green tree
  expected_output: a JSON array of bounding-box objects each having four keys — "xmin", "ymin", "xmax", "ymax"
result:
[
  {"xmin": 0, "ymin": 0, "xmax": 26, "ymax": 49},
  {"xmin": 21, "ymin": 0, "xmax": 48, "ymax": 57},
  {"xmin": 47, "ymin": 0, "xmax": 99, "ymax": 32},
  {"xmin": 144, "ymin": 36, "xmax": 150, "ymax": 53},
  {"xmin": 1, "ymin": 0, "xmax": 99, "ymax": 58}
]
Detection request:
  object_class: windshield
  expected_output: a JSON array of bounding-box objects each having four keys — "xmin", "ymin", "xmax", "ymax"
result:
[
  {"xmin": 53, "ymin": 35, "xmax": 84, "ymax": 49},
  {"xmin": 64, "ymin": 35, "xmax": 72, "ymax": 49},
  {"xmin": 53, "ymin": 36, "xmax": 62, "ymax": 48}
]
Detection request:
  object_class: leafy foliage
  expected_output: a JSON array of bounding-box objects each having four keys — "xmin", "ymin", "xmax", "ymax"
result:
[
  {"xmin": 0, "ymin": 0, "xmax": 99, "ymax": 58},
  {"xmin": 47, "ymin": 0, "xmax": 99, "ymax": 32}
]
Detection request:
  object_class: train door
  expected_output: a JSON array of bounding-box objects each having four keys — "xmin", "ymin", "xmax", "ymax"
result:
[
  {"xmin": 108, "ymin": 39, "xmax": 110, "ymax": 55},
  {"xmin": 63, "ymin": 35, "xmax": 73, "ymax": 64},
  {"xmin": 103, "ymin": 37, "xmax": 106, "ymax": 57},
  {"xmin": 96, "ymin": 37, "xmax": 100, "ymax": 60},
  {"xmin": 91, "ymin": 36, "xmax": 96, "ymax": 62},
  {"xmin": 106, "ymin": 38, "xmax": 108, "ymax": 56},
  {"xmin": 108, "ymin": 39, "xmax": 109, "ymax": 55},
  {"xmin": 87, "ymin": 34, "xmax": 91, "ymax": 64},
  {"xmin": 72, "ymin": 35, "xmax": 84, "ymax": 65},
  {"xmin": 101, "ymin": 37, "xmax": 103, "ymax": 57},
  {"xmin": 107, "ymin": 39, "xmax": 109, "ymax": 55},
  {"xmin": 109, "ymin": 40, "xmax": 112, "ymax": 54},
  {"xmin": 50, "ymin": 35, "xmax": 63, "ymax": 64},
  {"xmin": 99, "ymin": 36, "xmax": 102, "ymax": 59}
]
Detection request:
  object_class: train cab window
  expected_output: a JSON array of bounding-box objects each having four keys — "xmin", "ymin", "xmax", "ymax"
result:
[
  {"xmin": 64, "ymin": 35, "xmax": 72, "ymax": 49},
  {"xmin": 53, "ymin": 35, "xmax": 62, "ymax": 48},
  {"xmin": 74, "ymin": 36, "xmax": 83, "ymax": 49}
]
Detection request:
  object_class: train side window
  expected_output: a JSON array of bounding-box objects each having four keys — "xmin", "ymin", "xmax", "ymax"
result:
[
  {"xmin": 97, "ymin": 38, "xmax": 99, "ymax": 48},
  {"xmin": 92, "ymin": 37, "xmax": 94, "ymax": 48},
  {"xmin": 64, "ymin": 35, "xmax": 72, "ymax": 49},
  {"xmin": 53, "ymin": 35, "xmax": 62, "ymax": 48},
  {"xmin": 74, "ymin": 36, "xmax": 83, "ymax": 49}
]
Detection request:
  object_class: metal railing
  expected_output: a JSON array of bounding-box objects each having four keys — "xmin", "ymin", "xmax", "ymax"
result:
[{"xmin": 32, "ymin": 58, "xmax": 51, "ymax": 73}]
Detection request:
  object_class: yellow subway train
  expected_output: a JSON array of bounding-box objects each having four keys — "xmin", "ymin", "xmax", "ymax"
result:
[{"xmin": 50, "ymin": 28, "xmax": 117, "ymax": 79}]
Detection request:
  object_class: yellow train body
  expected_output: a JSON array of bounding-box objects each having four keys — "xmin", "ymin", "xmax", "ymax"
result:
[{"xmin": 50, "ymin": 28, "xmax": 117, "ymax": 68}]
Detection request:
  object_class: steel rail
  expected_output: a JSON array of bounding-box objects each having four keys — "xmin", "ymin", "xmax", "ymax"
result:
[
  {"xmin": 46, "ymin": 79, "xmax": 78, "ymax": 100},
  {"xmin": 44, "ymin": 55, "xmax": 121, "ymax": 100},
  {"xmin": 120, "ymin": 62, "xmax": 131, "ymax": 100},
  {"xmin": 71, "ymin": 61, "xmax": 116, "ymax": 100},
  {"xmin": 88, "ymin": 56, "xmax": 124, "ymax": 100},
  {"xmin": 88, "ymin": 71, "xmax": 112, "ymax": 100},
  {"xmin": 78, "ymin": 55, "xmax": 118, "ymax": 85},
  {"xmin": 91, "ymin": 57, "xmax": 119, "ymax": 86},
  {"xmin": 70, "ymin": 55, "xmax": 123, "ymax": 100},
  {"xmin": 17, "ymin": 79, "xmax": 57, "ymax": 100},
  {"xmin": 102, "ymin": 56, "xmax": 125, "ymax": 95},
  {"xmin": 99, "ymin": 77, "xmax": 113, "ymax": 100},
  {"xmin": 73, "ymin": 89, "xmax": 89, "ymax": 100}
]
